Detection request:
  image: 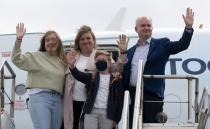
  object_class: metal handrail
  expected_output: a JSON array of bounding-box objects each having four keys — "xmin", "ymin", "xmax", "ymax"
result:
[
  {"xmin": 198, "ymin": 87, "xmax": 208, "ymax": 114},
  {"xmin": 120, "ymin": 59, "xmax": 202, "ymax": 129},
  {"xmin": 0, "ymin": 59, "xmax": 16, "ymax": 78},
  {"xmin": 143, "ymin": 75, "xmax": 199, "ymax": 123},
  {"xmin": 121, "ymin": 91, "xmax": 130, "ymax": 129},
  {"xmin": 131, "ymin": 59, "xmax": 200, "ymax": 129},
  {"xmin": 132, "ymin": 60, "xmax": 143, "ymax": 129},
  {"xmin": 0, "ymin": 59, "xmax": 16, "ymax": 120}
]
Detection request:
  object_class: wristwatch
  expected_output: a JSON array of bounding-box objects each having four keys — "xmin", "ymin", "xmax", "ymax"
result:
[{"xmin": 120, "ymin": 51, "xmax": 127, "ymax": 54}]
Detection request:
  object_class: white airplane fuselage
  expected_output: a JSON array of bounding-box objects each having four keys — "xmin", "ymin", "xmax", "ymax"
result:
[{"xmin": 0, "ymin": 28, "xmax": 209, "ymax": 129}]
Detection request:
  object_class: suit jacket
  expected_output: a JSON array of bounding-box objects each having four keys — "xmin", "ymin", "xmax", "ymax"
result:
[{"xmin": 122, "ymin": 29, "xmax": 194, "ymax": 98}]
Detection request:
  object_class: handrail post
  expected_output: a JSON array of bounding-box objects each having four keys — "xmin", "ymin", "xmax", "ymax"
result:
[
  {"xmin": 188, "ymin": 78, "xmax": 193, "ymax": 123},
  {"xmin": 0, "ymin": 98, "xmax": 1, "ymax": 129},
  {"xmin": 0, "ymin": 66, "xmax": 4, "ymax": 112},
  {"xmin": 10, "ymin": 78, "xmax": 15, "ymax": 118},
  {"xmin": 138, "ymin": 82, "xmax": 144, "ymax": 129},
  {"xmin": 132, "ymin": 60, "xmax": 143, "ymax": 129},
  {"xmin": 195, "ymin": 78, "xmax": 199, "ymax": 122}
]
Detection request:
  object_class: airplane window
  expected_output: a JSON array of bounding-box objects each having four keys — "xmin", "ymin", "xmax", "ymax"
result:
[{"xmin": 15, "ymin": 84, "xmax": 27, "ymax": 96}]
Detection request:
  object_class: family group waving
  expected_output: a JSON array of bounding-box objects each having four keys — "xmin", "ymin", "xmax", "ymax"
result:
[{"xmin": 12, "ymin": 8, "xmax": 194, "ymax": 129}]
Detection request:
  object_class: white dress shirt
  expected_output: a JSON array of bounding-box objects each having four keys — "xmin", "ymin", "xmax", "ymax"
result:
[{"xmin": 130, "ymin": 37, "xmax": 151, "ymax": 87}]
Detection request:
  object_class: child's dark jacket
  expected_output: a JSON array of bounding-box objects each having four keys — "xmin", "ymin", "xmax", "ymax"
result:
[{"xmin": 70, "ymin": 67, "xmax": 124, "ymax": 123}]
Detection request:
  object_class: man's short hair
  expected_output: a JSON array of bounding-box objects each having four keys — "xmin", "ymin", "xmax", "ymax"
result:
[{"xmin": 135, "ymin": 17, "xmax": 152, "ymax": 27}]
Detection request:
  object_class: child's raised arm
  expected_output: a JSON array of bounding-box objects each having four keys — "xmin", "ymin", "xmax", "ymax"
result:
[{"xmin": 70, "ymin": 67, "xmax": 92, "ymax": 85}]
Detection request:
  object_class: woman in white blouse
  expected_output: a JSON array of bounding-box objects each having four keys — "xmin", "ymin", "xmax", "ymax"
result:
[{"xmin": 63, "ymin": 25, "xmax": 128, "ymax": 129}]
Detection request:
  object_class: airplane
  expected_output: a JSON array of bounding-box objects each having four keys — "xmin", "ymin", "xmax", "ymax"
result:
[{"xmin": 0, "ymin": 8, "xmax": 210, "ymax": 129}]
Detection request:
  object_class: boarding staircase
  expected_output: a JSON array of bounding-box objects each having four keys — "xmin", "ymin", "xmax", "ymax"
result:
[
  {"xmin": 0, "ymin": 59, "xmax": 16, "ymax": 129},
  {"xmin": 120, "ymin": 60, "xmax": 208, "ymax": 129}
]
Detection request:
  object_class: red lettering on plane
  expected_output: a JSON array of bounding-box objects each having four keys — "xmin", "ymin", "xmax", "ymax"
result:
[{"xmin": 1, "ymin": 51, "xmax": 11, "ymax": 57}]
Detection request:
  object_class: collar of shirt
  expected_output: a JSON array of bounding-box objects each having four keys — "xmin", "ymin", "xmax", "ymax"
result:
[{"xmin": 137, "ymin": 37, "xmax": 152, "ymax": 46}]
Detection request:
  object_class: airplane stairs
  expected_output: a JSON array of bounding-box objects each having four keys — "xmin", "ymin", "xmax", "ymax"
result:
[
  {"xmin": 0, "ymin": 59, "xmax": 16, "ymax": 129},
  {"xmin": 119, "ymin": 60, "xmax": 208, "ymax": 129}
]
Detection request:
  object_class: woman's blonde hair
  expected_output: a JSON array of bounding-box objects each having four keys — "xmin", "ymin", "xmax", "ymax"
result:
[
  {"xmin": 39, "ymin": 30, "xmax": 67, "ymax": 65},
  {"xmin": 74, "ymin": 25, "xmax": 96, "ymax": 52}
]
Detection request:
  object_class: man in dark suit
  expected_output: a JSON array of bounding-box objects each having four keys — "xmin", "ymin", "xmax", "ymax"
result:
[{"xmin": 122, "ymin": 8, "xmax": 194, "ymax": 128}]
